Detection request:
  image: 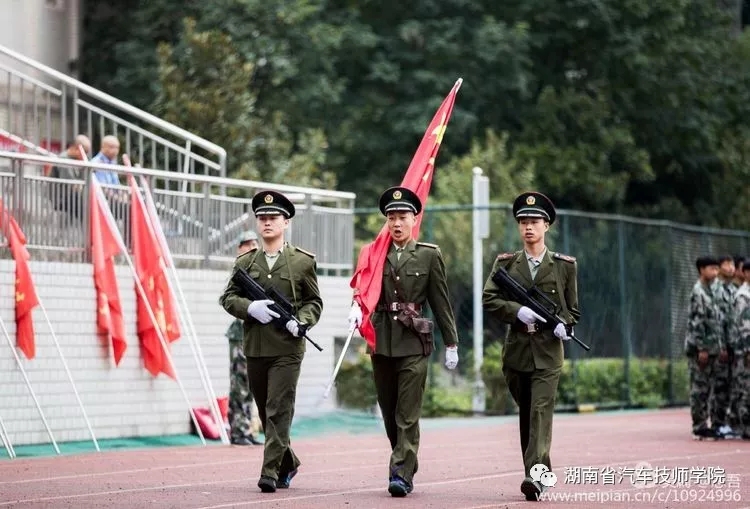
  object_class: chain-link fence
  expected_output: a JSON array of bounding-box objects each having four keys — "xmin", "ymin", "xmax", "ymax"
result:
[{"xmin": 343, "ymin": 204, "xmax": 749, "ymax": 415}]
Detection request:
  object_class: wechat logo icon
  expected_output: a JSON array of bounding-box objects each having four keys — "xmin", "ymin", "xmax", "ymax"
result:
[{"xmin": 530, "ymin": 463, "xmax": 557, "ymax": 488}]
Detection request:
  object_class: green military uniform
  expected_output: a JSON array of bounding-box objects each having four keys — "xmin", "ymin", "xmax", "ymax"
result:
[
  {"xmin": 482, "ymin": 191, "xmax": 580, "ymax": 501},
  {"xmin": 219, "ymin": 190, "xmax": 323, "ymax": 492},
  {"xmin": 369, "ymin": 186, "xmax": 459, "ymax": 497}
]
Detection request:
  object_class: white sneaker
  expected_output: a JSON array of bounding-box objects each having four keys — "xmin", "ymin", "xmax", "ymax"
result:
[{"xmin": 717, "ymin": 425, "xmax": 737, "ymax": 437}]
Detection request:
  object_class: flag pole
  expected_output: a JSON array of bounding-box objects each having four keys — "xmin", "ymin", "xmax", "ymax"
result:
[
  {"xmin": 140, "ymin": 175, "xmax": 229, "ymax": 445},
  {"xmin": 322, "ymin": 325, "xmax": 356, "ymax": 400},
  {"xmin": 0, "ymin": 413, "xmax": 15, "ymax": 459},
  {"xmin": 37, "ymin": 298, "xmax": 100, "ymax": 451},
  {"xmin": 90, "ymin": 174, "xmax": 208, "ymax": 446},
  {"xmin": 0, "ymin": 314, "xmax": 60, "ymax": 454},
  {"xmin": 126, "ymin": 166, "xmax": 228, "ymax": 445}
]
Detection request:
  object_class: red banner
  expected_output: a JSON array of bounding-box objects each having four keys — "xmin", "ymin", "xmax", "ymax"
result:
[
  {"xmin": 89, "ymin": 182, "xmax": 128, "ymax": 365},
  {"xmin": 129, "ymin": 175, "xmax": 180, "ymax": 378},
  {"xmin": 350, "ymin": 78, "xmax": 463, "ymax": 350},
  {"xmin": 0, "ymin": 201, "xmax": 39, "ymax": 359}
]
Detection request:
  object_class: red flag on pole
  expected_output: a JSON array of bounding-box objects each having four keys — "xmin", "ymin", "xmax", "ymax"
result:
[
  {"xmin": 129, "ymin": 175, "xmax": 179, "ymax": 378},
  {"xmin": 350, "ymin": 78, "xmax": 463, "ymax": 350},
  {"xmin": 0, "ymin": 201, "xmax": 39, "ymax": 359},
  {"xmin": 89, "ymin": 183, "xmax": 128, "ymax": 365}
]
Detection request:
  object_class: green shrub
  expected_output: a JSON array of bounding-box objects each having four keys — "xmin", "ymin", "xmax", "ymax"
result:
[
  {"xmin": 334, "ymin": 341, "xmax": 690, "ymax": 415},
  {"xmin": 422, "ymin": 384, "xmax": 473, "ymax": 417},
  {"xmin": 481, "ymin": 343, "xmax": 690, "ymax": 414},
  {"xmin": 480, "ymin": 342, "xmax": 516, "ymax": 414},
  {"xmin": 335, "ymin": 350, "xmax": 378, "ymax": 410}
]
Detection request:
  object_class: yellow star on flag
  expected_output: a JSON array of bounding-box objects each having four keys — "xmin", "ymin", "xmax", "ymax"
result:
[
  {"xmin": 15, "ymin": 291, "xmax": 24, "ymax": 302},
  {"xmin": 431, "ymin": 112, "xmax": 448, "ymax": 146}
]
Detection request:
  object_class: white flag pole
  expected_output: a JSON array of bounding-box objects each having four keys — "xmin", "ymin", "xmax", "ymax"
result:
[
  {"xmin": 0, "ymin": 414, "xmax": 15, "ymax": 459},
  {"xmin": 37, "ymin": 298, "xmax": 100, "ymax": 451},
  {"xmin": 0, "ymin": 314, "xmax": 60, "ymax": 454}
]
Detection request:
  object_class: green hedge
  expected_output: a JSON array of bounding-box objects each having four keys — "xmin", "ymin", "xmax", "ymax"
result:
[
  {"xmin": 482, "ymin": 343, "xmax": 689, "ymax": 414},
  {"xmin": 334, "ymin": 343, "xmax": 689, "ymax": 416}
]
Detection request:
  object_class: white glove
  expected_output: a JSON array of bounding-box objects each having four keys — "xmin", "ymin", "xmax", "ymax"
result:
[
  {"xmin": 286, "ymin": 319, "xmax": 301, "ymax": 337},
  {"xmin": 517, "ymin": 306, "xmax": 546, "ymax": 325},
  {"xmin": 348, "ymin": 302, "xmax": 363, "ymax": 330},
  {"xmin": 445, "ymin": 346, "xmax": 458, "ymax": 370},
  {"xmin": 247, "ymin": 299, "xmax": 280, "ymax": 324},
  {"xmin": 554, "ymin": 323, "xmax": 570, "ymax": 341}
]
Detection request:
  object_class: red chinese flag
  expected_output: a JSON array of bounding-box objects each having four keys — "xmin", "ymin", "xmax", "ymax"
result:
[
  {"xmin": 89, "ymin": 183, "xmax": 128, "ymax": 365},
  {"xmin": 0, "ymin": 201, "xmax": 39, "ymax": 359},
  {"xmin": 129, "ymin": 176, "xmax": 177, "ymax": 378},
  {"xmin": 350, "ymin": 78, "xmax": 462, "ymax": 350}
]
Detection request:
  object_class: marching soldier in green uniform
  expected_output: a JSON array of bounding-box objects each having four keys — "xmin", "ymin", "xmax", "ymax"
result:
[
  {"xmin": 482, "ymin": 191, "xmax": 580, "ymax": 502},
  {"xmin": 226, "ymin": 230, "xmax": 263, "ymax": 446},
  {"xmin": 219, "ymin": 190, "xmax": 323, "ymax": 493},
  {"xmin": 348, "ymin": 186, "xmax": 460, "ymax": 498}
]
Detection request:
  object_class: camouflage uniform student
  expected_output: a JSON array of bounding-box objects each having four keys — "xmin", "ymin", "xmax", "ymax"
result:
[
  {"xmin": 220, "ymin": 190, "xmax": 323, "ymax": 493},
  {"xmin": 732, "ymin": 256, "xmax": 745, "ymax": 289},
  {"xmin": 226, "ymin": 230, "xmax": 262, "ymax": 446},
  {"xmin": 684, "ymin": 256, "xmax": 725, "ymax": 439},
  {"xmin": 711, "ymin": 255, "xmax": 736, "ymax": 436},
  {"xmin": 731, "ymin": 263, "xmax": 750, "ymax": 439}
]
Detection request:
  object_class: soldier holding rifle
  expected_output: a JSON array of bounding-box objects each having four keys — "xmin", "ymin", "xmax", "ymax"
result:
[
  {"xmin": 219, "ymin": 190, "xmax": 323, "ymax": 493},
  {"xmin": 482, "ymin": 191, "xmax": 581, "ymax": 501}
]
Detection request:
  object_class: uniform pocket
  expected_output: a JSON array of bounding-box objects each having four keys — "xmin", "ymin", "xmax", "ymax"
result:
[{"xmin": 405, "ymin": 266, "xmax": 429, "ymax": 295}]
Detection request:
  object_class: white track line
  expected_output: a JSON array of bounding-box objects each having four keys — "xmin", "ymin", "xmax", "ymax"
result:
[{"xmin": 2, "ymin": 449, "xmax": 741, "ymax": 507}]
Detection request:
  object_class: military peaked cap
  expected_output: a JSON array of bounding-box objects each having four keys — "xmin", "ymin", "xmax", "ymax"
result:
[
  {"xmin": 512, "ymin": 191, "xmax": 556, "ymax": 224},
  {"xmin": 237, "ymin": 230, "xmax": 258, "ymax": 245},
  {"xmin": 252, "ymin": 190, "xmax": 295, "ymax": 219},
  {"xmin": 378, "ymin": 186, "xmax": 422, "ymax": 216}
]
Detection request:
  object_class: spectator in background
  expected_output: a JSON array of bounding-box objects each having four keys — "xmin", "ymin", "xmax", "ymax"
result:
[
  {"xmin": 90, "ymin": 135, "xmax": 130, "ymax": 237},
  {"xmin": 91, "ymin": 135, "xmax": 121, "ymax": 185},
  {"xmin": 48, "ymin": 134, "xmax": 91, "ymax": 223}
]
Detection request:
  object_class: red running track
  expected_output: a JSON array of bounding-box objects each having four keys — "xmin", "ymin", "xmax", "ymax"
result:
[{"xmin": 1, "ymin": 408, "xmax": 749, "ymax": 509}]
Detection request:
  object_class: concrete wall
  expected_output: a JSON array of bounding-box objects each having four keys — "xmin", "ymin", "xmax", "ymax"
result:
[
  {"xmin": 0, "ymin": 0, "xmax": 81, "ymax": 78},
  {"xmin": 0, "ymin": 259, "xmax": 352, "ymax": 446}
]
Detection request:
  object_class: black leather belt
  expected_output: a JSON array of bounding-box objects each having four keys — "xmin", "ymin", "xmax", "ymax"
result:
[
  {"xmin": 377, "ymin": 302, "xmax": 422, "ymax": 312},
  {"xmin": 510, "ymin": 321, "xmax": 550, "ymax": 334}
]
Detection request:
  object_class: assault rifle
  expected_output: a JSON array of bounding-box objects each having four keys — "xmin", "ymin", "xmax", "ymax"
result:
[
  {"xmin": 491, "ymin": 266, "xmax": 590, "ymax": 351},
  {"xmin": 232, "ymin": 267, "xmax": 323, "ymax": 352}
]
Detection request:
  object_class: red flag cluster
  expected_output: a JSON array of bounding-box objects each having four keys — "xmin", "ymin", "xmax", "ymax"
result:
[
  {"xmin": 129, "ymin": 175, "xmax": 181, "ymax": 378},
  {"xmin": 1, "ymin": 175, "xmax": 180, "ymax": 379},
  {"xmin": 0, "ymin": 200, "xmax": 39, "ymax": 359},
  {"xmin": 350, "ymin": 78, "xmax": 463, "ymax": 350}
]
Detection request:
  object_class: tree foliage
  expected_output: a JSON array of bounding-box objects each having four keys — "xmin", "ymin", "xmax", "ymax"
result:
[{"xmin": 82, "ymin": 0, "xmax": 750, "ymax": 230}]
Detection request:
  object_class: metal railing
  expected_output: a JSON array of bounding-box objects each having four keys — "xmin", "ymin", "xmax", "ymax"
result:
[
  {"xmin": 0, "ymin": 151, "xmax": 355, "ymax": 274},
  {"xmin": 0, "ymin": 43, "xmax": 226, "ymax": 188}
]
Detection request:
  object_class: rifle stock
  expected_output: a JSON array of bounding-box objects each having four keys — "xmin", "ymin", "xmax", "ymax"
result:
[
  {"xmin": 232, "ymin": 267, "xmax": 323, "ymax": 352},
  {"xmin": 491, "ymin": 267, "xmax": 590, "ymax": 351}
]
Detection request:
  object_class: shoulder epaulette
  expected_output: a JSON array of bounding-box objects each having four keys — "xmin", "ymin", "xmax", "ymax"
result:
[
  {"xmin": 294, "ymin": 246, "xmax": 316, "ymax": 258},
  {"xmin": 236, "ymin": 247, "xmax": 257, "ymax": 259},
  {"xmin": 496, "ymin": 252, "xmax": 515, "ymax": 261},
  {"xmin": 417, "ymin": 242, "xmax": 439, "ymax": 249},
  {"xmin": 553, "ymin": 252, "xmax": 576, "ymax": 263}
]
